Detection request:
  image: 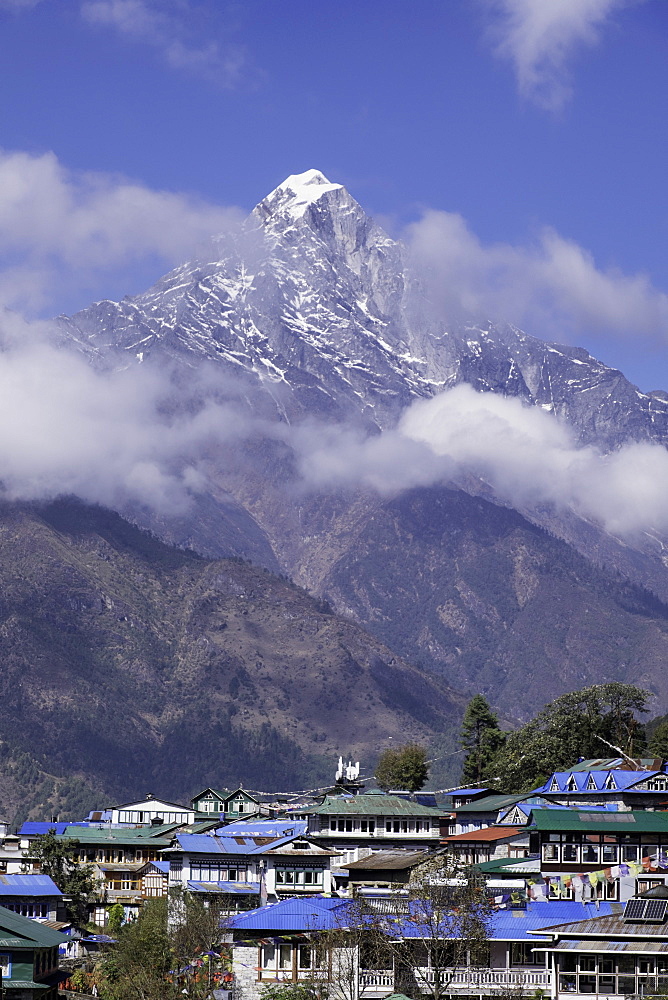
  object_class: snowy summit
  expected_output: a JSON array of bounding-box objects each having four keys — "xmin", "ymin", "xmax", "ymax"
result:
[{"xmin": 254, "ymin": 168, "xmax": 344, "ymax": 227}]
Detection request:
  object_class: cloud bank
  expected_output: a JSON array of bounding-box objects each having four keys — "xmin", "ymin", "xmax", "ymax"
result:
[
  {"xmin": 0, "ymin": 318, "xmax": 262, "ymax": 515},
  {"xmin": 299, "ymin": 384, "xmax": 668, "ymax": 539},
  {"xmin": 0, "ymin": 148, "xmax": 241, "ymax": 313},
  {"xmin": 484, "ymin": 0, "xmax": 631, "ymax": 109},
  {"xmin": 405, "ymin": 209, "xmax": 668, "ymax": 343},
  {"xmin": 1, "ymin": 313, "xmax": 668, "ymax": 544}
]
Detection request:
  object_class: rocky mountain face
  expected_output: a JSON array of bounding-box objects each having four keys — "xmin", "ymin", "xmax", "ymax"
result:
[
  {"xmin": 58, "ymin": 169, "xmax": 668, "ymax": 447},
  {"xmin": 54, "ymin": 169, "xmax": 668, "ymax": 721},
  {"xmin": 0, "ymin": 498, "xmax": 466, "ymax": 823}
]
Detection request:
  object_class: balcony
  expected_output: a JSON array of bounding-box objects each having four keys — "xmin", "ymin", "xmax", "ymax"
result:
[{"xmin": 359, "ymin": 968, "xmax": 553, "ymax": 995}]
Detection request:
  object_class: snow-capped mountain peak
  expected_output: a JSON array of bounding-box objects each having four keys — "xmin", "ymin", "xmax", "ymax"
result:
[{"xmin": 253, "ymin": 168, "xmax": 345, "ymax": 228}]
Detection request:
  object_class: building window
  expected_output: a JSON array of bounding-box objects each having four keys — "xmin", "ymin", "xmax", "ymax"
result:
[
  {"xmin": 275, "ymin": 869, "xmax": 323, "ymax": 888},
  {"xmin": 0, "ymin": 954, "xmax": 11, "ymax": 979},
  {"xmin": 511, "ymin": 942, "xmax": 538, "ymax": 966}
]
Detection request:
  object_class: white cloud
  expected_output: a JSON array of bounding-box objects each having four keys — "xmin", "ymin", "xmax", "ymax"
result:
[
  {"xmin": 483, "ymin": 0, "xmax": 631, "ymax": 110},
  {"xmin": 405, "ymin": 209, "xmax": 668, "ymax": 342},
  {"xmin": 297, "ymin": 384, "xmax": 668, "ymax": 539},
  {"xmin": 0, "ymin": 320, "xmax": 260, "ymax": 513},
  {"xmin": 80, "ymin": 0, "xmax": 246, "ymax": 85},
  {"xmin": 0, "ymin": 148, "xmax": 242, "ymax": 314}
]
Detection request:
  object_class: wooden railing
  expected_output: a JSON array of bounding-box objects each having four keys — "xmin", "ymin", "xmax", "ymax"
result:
[{"xmin": 359, "ymin": 968, "xmax": 553, "ymax": 992}]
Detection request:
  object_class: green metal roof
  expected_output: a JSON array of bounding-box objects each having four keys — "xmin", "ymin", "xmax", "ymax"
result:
[
  {"xmin": 531, "ymin": 809, "xmax": 668, "ymax": 833},
  {"xmin": 0, "ymin": 905, "xmax": 69, "ymax": 946},
  {"xmin": 304, "ymin": 794, "xmax": 442, "ymax": 817},
  {"xmin": 4, "ymin": 980, "xmax": 48, "ymax": 989},
  {"xmin": 475, "ymin": 857, "xmax": 536, "ymax": 874},
  {"xmin": 55, "ymin": 825, "xmax": 174, "ymax": 844}
]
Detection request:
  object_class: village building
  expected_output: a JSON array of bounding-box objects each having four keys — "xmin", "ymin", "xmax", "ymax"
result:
[
  {"xmin": 0, "ymin": 904, "xmax": 69, "ymax": 999},
  {"xmin": 0, "ymin": 875, "xmax": 63, "ymax": 922},
  {"xmin": 192, "ymin": 787, "xmax": 261, "ymax": 822},
  {"xmin": 163, "ymin": 828, "xmax": 337, "ymax": 908},
  {"xmin": 296, "ymin": 792, "xmax": 444, "ymax": 864},
  {"xmin": 228, "ymin": 893, "xmax": 621, "ymax": 1000}
]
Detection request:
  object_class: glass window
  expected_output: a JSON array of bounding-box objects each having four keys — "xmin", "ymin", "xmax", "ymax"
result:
[
  {"xmin": 369, "ymin": 821, "xmax": 375, "ymax": 833},
  {"xmin": 0, "ymin": 954, "xmax": 10, "ymax": 978},
  {"xmin": 393, "ymin": 821, "xmax": 400, "ymax": 833},
  {"xmin": 279, "ymin": 945, "xmax": 292, "ymax": 970},
  {"xmin": 386, "ymin": 820, "xmax": 392, "ymax": 832},
  {"xmin": 559, "ymin": 974, "xmax": 577, "ymax": 992},
  {"xmin": 638, "ymin": 960, "xmax": 655, "ymax": 975},
  {"xmin": 298, "ymin": 945, "xmax": 312, "ymax": 969},
  {"xmin": 562, "ymin": 843, "xmax": 579, "ymax": 863},
  {"xmin": 578, "ymin": 975, "xmax": 597, "ymax": 993},
  {"xmin": 361, "ymin": 820, "xmax": 367, "ymax": 832},
  {"xmin": 616, "ymin": 957, "xmax": 635, "ymax": 975},
  {"xmin": 601, "ymin": 844, "xmax": 618, "ymax": 863},
  {"xmin": 345, "ymin": 819, "xmax": 352, "ymax": 832},
  {"xmin": 598, "ymin": 959, "xmax": 615, "ymax": 974},
  {"xmin": 560, "ymin": 956, "xmax": 577, "ymax": 973},
  {"xmin": 598, "ymin": 975, "xmax": 616, "ymax": 994},
  {"xmin": 542, "ymin": 843, "xmax": 559, "ymax": 862},
  {"xmin": 618, "ymin": 976, "xmax": 636, "ymax": 994},
  {"xmin": 262, "ymin": 944, "xmax": 276, "ymax": 968},
  {"xmin": 579, "ymin": 957, "xmax": 596, "ymax": 972},
  {"xmin": 330, "ymin": 819, "xmax": 336, "ymax": 831},
  {"xmin": 581, "ymin": 844, "xmax": 599, "ymax": 864}
]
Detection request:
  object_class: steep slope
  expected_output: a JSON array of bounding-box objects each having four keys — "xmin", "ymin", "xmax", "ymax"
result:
[
  {"xmin": 316, "ymin": 486, "xmax": 668, "ymax": 719},
  {"xmin": 51, "ymin": 170, "xmax": 668, "ymax": 718},
  {"xmin": 0, "ymin": 498, "xmax": 464, "ymax": 824}
]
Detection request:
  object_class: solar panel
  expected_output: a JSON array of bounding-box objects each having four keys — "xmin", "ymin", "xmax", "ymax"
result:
[
  {"xmin": 624, "ymin": 899, "xmax": 647, "ymax": 921},
  {"xmin": 644, "ymin": 899, "xmax": 668, "ymax": 922}
]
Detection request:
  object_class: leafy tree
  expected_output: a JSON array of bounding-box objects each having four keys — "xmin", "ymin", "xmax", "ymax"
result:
[
  {"xmin": 375, "ymin": 743, "xmax": 429, "ymax": 792},
  {"xmin": 648, "ymin": 719, "xmax": 668, "ymax": 761},
  {"xmin": 26, "ymin": 830, "xmax": 97, "ymax": 926},
  {"xmin": 99, "ymin": 896, "xmax": 176, "ymax": 1000},
  {"xmin": 169, "ymin": 886, "xmax": 230, "ymax": 999},
  {"xmin": 488, "ymin": 683, "xmax": 650, "ymax": 793},
  {"xmin": 383, "ymin": 853, "xmax": 492, "ymax": 1000},
  {"xmin": 107, "ymin": 903, "xmax": 125, "ymax": 938},
  {"xmin": 459, "ymin": 695, "xmax": 505, "ymax": 785}
]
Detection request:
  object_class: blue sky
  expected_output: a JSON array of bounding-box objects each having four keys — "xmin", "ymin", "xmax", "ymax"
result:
[{"xmin": 0, "ymin": 0, "xmax": 667, "ymax": 390}]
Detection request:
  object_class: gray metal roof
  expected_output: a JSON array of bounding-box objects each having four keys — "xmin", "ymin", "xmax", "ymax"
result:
[
  {"xmin": 529, "ymin": 913, "xmax": 668, "ymax": 938},
  {"xmin": 549, "ymin": 939, "xmax": 668, "ymax": 954},
  {"xmin": 343, "ymin": 850, "xmax": 432, "ymax": 871}
]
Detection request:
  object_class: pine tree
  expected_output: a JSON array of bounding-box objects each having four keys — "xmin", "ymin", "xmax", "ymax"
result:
[{"xmin": 460, "ymin": 695, "xmax": 505, "ymax": 786}]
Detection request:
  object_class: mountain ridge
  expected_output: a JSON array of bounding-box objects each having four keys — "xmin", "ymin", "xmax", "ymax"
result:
[{"xmin": 50, "ymin": 169, "xmax": 668, "ymax": 721}]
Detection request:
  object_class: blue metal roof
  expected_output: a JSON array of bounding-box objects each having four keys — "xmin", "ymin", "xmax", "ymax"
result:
[
  {"xmin": 188, "ymin": 880, "xmax": 261, "ymax": 894},
  {"xmin": 218, "ymin": 821, "xmax": 307, "ymax": 837},
  {"xmin": 176, "ymin": 832, "xmax": 307, "ymax": 856},
  {"xmin": 230, "ymin": 897, "xmax": 615, "ymax": 940},
  {"xmin": 536, "ymin": 771, "xmax": 662, "ymax": 794},
  {"xmin": 0, "ymin": 874, "xmax": 62, "ymax": 896},
  {"xmin": 231, "ymin": 896, "xmax": 350, "ymax": 932},
  {"xmin": 148, "ymin": 861, "xmax": 170, "ymax": 874},
  {"xmin": 19, "ymin": 821, "xmax": 90, "ymax": 836}
]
